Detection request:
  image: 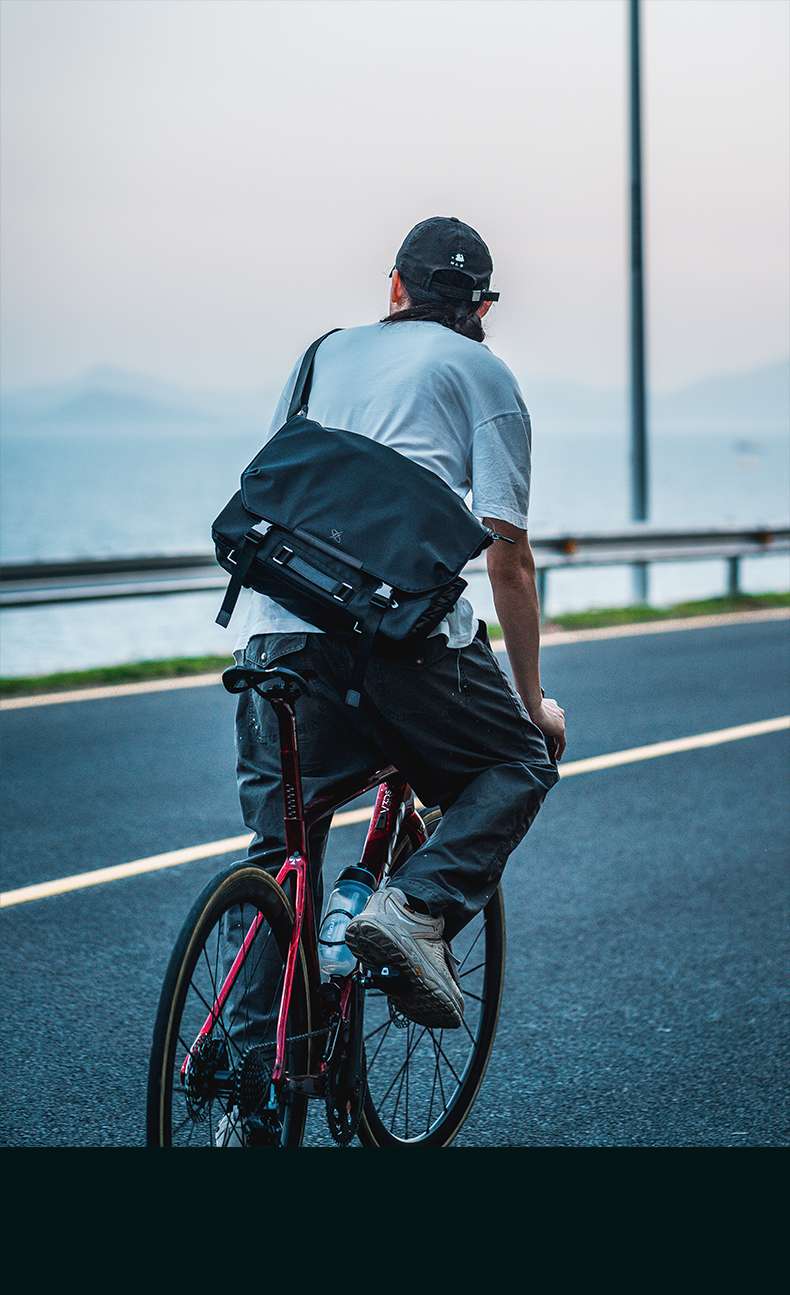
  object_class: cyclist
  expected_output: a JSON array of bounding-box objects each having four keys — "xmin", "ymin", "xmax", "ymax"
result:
[{"xmin": 225, "ymin": 216, "xmax": 565, "ymax": 1035}]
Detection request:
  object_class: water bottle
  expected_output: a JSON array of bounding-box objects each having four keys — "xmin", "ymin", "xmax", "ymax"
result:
[{"xmin": 318, "ymin": 865, "xmax": 376, "ymax": 977}]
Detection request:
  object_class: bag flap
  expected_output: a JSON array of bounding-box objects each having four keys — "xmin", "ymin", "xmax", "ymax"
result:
[{"xmin": 240, "ymin": 417, "xmax": 490, "ymax": 593}]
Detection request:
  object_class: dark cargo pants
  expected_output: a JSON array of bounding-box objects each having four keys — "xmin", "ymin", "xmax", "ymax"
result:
[{"xmin": 233, "ymin": 622, "xmax": 559, "ymax": 941}]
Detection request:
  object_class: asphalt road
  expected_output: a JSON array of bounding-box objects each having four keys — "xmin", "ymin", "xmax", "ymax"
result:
[{"xmin": 2, "ymin": 617, "xmax": 788, "ymax": 1147}]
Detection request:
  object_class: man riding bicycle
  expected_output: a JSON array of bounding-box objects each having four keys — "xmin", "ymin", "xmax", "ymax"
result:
[{"xmin": 226, "ymin": 216, "xmax": 565, "ymax": 1036}]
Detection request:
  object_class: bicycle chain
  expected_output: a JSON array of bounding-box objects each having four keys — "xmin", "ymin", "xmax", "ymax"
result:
[{"xmin": 231, "ymin": 1023, "xmax": 330, "ymax": 1064}]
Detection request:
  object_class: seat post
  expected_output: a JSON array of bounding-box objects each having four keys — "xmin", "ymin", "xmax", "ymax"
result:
[{"xmin": 273, "ymin": 700, "xmax": 308, "ymax": 858}]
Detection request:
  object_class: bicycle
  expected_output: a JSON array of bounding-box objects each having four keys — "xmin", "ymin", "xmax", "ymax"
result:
[{"xmin": 146, "ymin": 661, "xmax": 505, "ymax": 1147}]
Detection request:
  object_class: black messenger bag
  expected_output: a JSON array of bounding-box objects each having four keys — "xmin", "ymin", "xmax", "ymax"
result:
[{"xmin": 212, "ymin": 329, "xmax": 502, "ymax": 705}]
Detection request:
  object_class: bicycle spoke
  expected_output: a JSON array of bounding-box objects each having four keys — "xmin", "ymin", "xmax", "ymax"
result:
[
  {"xmin": 225, "ymin": 907, "xmax": 275, "ymax": 1038},
  {"xmin": 457, "ymin": 924, "xmax": 483, "ymax": 971},
  {"xmin": 462, "ymin": 988, "xmax": 484, "ymax": 1004},
  {"xmin": 240, "ymin": 905, "xmax": 252, "ymax": 1047},
  {"xmin": 212, "ymin": 921, "xmax": 222, "ymax": 1018},
  {"xmin": 378, "ymin": 1026, "xmax": 427, "ymax": 1110},
  {"xmin": 459, "ymin": 1014, "xmax": 478, "ymax": 1047},
  {"xmin": 405, "ymin": 1024, "xmax": 411, "ymax": 1140},
  {"xmin": 366, "ymin": 1019, "xmax": 393, "ymax": 1074},
  {"xmin": 197, "ymin": 940, "xmax": 234, "ymax": 1063},
  {"xmin": 224, "ymin": 905, "xmax": 272, "ymax": 1030},
  {"xmin": 459, "ymin": 961, "xmax": 485, "ymax": 979},
  {"xmin": 177, "ymin": 1033, "xmax": 196, "ymax": 1061},
  {"xmin": 364, "ymin": 1018, "xmax": 391, "ymax": 1044},
  {"xmin": 187, "ymin": 979, "xmax": 236, "ymax": 1055},
  {"xmin": 430, "ymin": 1028, "xmax": 449, "ymax": 1122},
  {"xmin": 224, "ymin": 1105, "xmax": 244, "ymax": 1147},
  {"xmin": 172, "ymin": 1110, "xmax": 195, "ymax": 1138},
  {"xmin": 426, "ymin": 1034, "xmax": 440, "ymax": 1133},
  {"xmin": 201, "ymin": 941, "xmax": 219, "ymax": 1003},
  {"xmin": 389, "ymin": 1032, "xmax": 409, "ymax": 1132},
  {"xmin": 433, "ymin": 1034, "xmax": 463, "ymax": 1086}
]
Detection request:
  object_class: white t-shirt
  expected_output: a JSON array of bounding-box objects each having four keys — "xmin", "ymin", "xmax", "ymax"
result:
[{"xmin": 233, "ymin": 320, "xmax": 532, "ymax": 651}]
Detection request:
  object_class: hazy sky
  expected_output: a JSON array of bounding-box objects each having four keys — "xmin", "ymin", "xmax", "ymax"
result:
[{"xmin": 1, "ymin": 0, "xmax": 788, "ymax": 393}]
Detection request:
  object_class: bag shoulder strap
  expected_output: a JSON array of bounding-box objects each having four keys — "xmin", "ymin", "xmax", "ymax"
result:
[{"xmin": 286, "ymin": 328, "xmax": 343, "ymax": 420}]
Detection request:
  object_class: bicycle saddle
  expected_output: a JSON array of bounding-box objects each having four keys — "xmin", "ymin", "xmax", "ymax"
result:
[{"xmin": 222, "ymin": 664, "xmax": 311, "ymax": 702}]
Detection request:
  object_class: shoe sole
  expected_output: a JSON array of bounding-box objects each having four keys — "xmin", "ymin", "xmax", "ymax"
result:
[{"xmin": 346, "ymin": 920, "xmax": 463, "ymax": 1030}]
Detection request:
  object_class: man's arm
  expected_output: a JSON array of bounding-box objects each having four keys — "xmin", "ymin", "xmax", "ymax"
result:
[{"xmin": 483, "ymin": 516, "xmax": 566, "ymax": 760}]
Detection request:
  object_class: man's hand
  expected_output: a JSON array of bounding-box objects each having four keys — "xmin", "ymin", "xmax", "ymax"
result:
[{"xmin": 531, "ymin": 696, "xmax": 566, "ymax": 762}]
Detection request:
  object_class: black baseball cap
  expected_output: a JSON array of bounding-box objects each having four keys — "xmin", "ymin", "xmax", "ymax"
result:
[{"xmin": 393, "ymin": 216, "xmax": 500, "ymax": 306}]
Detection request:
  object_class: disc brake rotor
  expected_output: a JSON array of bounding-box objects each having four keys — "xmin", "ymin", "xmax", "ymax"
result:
[{"xmin": 184, "ymin": 1036, "xmax": 226, "ymax": 1121}]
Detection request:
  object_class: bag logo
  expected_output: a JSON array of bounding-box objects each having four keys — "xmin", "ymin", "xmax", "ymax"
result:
[
  {"xmin": 330, "ymin": 528, "xmax": 343, "ymax": 543},
  {"xmin": 449, "ymin": 251, "xmax": 465, "ymax": 268}
]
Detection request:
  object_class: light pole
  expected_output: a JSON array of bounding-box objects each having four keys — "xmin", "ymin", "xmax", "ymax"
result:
[{"xmin": 629, "ymin": 0, "xmax": 649, "ymax": 602}]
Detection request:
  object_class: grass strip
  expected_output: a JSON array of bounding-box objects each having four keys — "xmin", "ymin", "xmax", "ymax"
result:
[{"xmin": 1, "ymin": 592, "xmax": 788, "ymax": 698}]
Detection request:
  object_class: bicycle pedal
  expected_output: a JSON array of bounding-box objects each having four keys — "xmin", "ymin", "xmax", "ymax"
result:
[{"xmin": 365, "ymin": 967, "xmax": 405, "ymax": 991}]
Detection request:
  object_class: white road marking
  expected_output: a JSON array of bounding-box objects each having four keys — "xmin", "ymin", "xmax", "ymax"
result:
[
  {"xmin": 1, "ymin": 607, "xmax": 786, "ymax": 711},
  {"xmin": 555, "ymin": 714, "xmax": 789, "ymax": 777},
  {"xmin": 0, "ymin": 672, "xmax": 220, "ymax": 711},
  {"xmin": 2, "ymin": 714, "xmax": 787, "ymax": 909},
  {"xmin": 491, "ymin": 607, "xmax": 789, "ymax": 651},
  {"xmin": 0, "ymin": 804, "xmax": 372, "ymax": 909}
]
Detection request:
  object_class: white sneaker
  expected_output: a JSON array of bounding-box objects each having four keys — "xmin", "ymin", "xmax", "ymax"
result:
[
  {"xmin": 345, "ymin": 887, "xmax": 463, "ymax": 1029},
  {"xmin": 215, "ymin": 1107, "xmax": 245, "ymax": 1147}
]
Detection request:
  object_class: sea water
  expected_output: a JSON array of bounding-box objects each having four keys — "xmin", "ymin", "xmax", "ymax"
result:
[{"xmin": 1, "ymin": 421, "xmax": 787, "ymax": 676}]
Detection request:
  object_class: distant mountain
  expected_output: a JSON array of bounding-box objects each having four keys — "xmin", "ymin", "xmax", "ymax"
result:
[
  {"xmin": 525, "ymin": 360, "xmax": 789, "ymax": 431},
  {"xmin": 651, "ymin": 360, "xmax": 789, "ymax": 428},
  {"xmin": 2, "ymin": 357, "xmax": 787, "ymax": 435},
  {"xmin": 0, "ymin": 367, "xmax": 277, "ymax": 431}
]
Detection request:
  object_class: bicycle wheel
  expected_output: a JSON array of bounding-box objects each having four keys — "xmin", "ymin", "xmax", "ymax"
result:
[
  {"xmin": 147, "ymin": 861, "xmax": 314, "ymax": 1148},
  {"xmin": 358, "ymin": 808, "xmax": 506, "ymax": 1147}
]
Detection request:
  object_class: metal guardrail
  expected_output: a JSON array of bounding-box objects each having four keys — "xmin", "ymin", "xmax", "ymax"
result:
[{"xmin": 0, "ymin": 525, "xmax": 788, "ymax": 610}]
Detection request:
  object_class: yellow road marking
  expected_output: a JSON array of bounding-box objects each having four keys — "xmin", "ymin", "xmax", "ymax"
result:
[
  {"xmin": 2, "ymin": 607, "xmax": 786, "ymax": 711},
  {"xmin": 2, "ymin": 715, "xmax": 787, "ymax": 910}
]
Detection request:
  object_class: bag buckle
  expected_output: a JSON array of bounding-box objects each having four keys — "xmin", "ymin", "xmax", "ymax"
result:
[
  {"xmin": 333, "ymin": 582, "xmax": 354, "ymax": 603},
  {"xmin": 371, "ymin": 582, "xmax": 398, "ymax": 609},
  {"xmin": 272, "ymin": 543, "xmax": 294, "ymax": 566},
  {"xmin": 243, "ymin": 523, "xmax": 271, "ymax": 548}
]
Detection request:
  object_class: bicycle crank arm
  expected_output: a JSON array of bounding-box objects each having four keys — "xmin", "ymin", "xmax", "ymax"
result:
[{"xmin": 285, "ymin": 1074, "xmax": 327, "ymax": 1099}]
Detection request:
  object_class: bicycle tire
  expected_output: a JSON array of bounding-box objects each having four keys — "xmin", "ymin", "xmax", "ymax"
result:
[{"xmin": 146, "ymin": 861, "xmax": 314, "ymax": 1148}]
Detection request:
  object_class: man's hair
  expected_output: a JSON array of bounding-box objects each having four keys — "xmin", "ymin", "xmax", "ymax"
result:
[{"xmin": 380, "ymin": 269, "xmax": 486, "ymax": 343}]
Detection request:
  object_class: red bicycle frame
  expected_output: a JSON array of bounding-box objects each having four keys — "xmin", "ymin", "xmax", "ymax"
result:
[{"xmin": 183, "ymin": 686, "xmax": 427, "ymax": 1085}]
